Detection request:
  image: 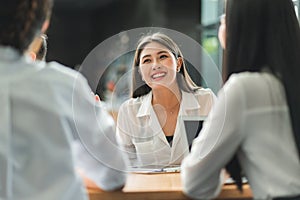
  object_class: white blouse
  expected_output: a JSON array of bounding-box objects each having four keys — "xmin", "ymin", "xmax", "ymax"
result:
[
  {"xmin": 181, "ymin": 72, "xmax": 300, "ymax": 199},
  {"xmin": 0, "ymin": 47, "xmax": 127, "ymax": 200},
  {"xmin": 116, "ymin": 89, "xmax": 215, "ymax": 168}
]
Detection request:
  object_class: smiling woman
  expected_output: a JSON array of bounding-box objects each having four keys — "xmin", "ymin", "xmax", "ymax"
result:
[
  {"xmin": 138, "ymin": 41, "xmax": 180, "ymax": 95},
  {"xmin": 116, "ymin": 32, "xmax": 216, "ymax": 168}
]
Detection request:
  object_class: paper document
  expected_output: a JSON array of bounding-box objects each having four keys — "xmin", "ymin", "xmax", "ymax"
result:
[
  {"xmin": 129, "ymin": 165, "xmax": 181, "ymax": 174},
  {"xmin": 225, "ymin": 177, "xmax": 248, "ymax": 184}
]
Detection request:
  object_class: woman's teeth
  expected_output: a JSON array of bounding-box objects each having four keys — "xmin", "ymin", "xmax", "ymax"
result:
[{"xmin": 152, "ymin": 72, "xmax": 166, "ymax": 79}]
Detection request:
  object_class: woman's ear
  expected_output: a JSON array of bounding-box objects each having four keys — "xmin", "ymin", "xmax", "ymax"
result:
[{"xmin": 176, "ymin": 57, "xmax": 183, "ymax": 72}]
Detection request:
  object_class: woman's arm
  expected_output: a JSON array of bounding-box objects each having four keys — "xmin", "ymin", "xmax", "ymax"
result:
[
  {"xmin": 116, "ymin": 102, "xmax": 138, "ymax": 167},
  {"xmin": 70, "ymin": 73, "xmax": 127, "ymax": 191},
  {"xmin": 181, "ymin": 76, "xmax": 246, "ymax": 199}
]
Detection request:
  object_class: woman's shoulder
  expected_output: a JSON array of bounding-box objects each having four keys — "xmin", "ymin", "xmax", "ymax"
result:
[
  {"xmin": 119, "ymin": 92, "xmax": 151, "ymax": 111},
  {"xmin": 223, "ymin": 72, "xmax": 284, "ymax": 107},
  {"xmin": 193, "ymin": 87, "xmax": 216, "ymax": 98},
  {"xmin": 39, "ymin": 61, "xmax": 90, "ymax": 92},
  {"xmin": 226, "ymin": 72, "xmax": 279, "ymax": 90},
  {"xmin": 194, "ymin": 87, "xmax": 214, "ymax": 94},
  {"xmin": 120, "ymin": 97, "xmax": 141, "ymax": 108},
  {"xmin": 183, "ymin": 88, "xmax": 216, "ymax": 108},
  {"xmin": 228, "ymin": 71, "xmax": 276, "ymax": 83},
  {"xmin": 35, "ymin": 61, "xmax": 84, "ymax": 86},
  {"xmin": 44, "ymin": 61, "xmax": 81, "ymax": 79}
]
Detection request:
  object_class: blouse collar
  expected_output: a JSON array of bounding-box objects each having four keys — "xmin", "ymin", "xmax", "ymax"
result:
[{"xmin": 136, "ymin": 90, "xmax": 201, "ymax": 117}]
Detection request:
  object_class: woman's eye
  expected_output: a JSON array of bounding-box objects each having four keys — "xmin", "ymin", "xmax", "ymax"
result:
[
  {"xmin": 160, "ymin": 54, "xmax": 168, "ymax": 59},
  {"xmin": 142, "ymin": 59, "xmax": 151, "ymax": 64}
]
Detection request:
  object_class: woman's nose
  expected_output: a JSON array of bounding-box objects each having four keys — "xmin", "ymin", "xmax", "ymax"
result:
[{"xmin": 151, "ymin": 59, "xmax": 161, "ymax": 70}]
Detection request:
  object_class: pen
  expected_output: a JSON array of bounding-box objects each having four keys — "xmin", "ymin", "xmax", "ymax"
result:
[{"xmin": 162, "ymin": 167, "xmax": 181, "ymax": 173}]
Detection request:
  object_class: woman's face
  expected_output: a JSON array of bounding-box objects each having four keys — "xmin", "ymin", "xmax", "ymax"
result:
[{"xmin": 138, "ymin": 42, "xmax": 181, "ymax": 90}]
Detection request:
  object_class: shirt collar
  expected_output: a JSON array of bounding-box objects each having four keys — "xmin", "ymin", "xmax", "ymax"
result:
[
  {"xmin": 136, "ymin": 91, "xmax": 153, "ymax": 117},
  {"xmin": 136, "ymin": 90, "xmax": 201, "ymax": 117},
  {"xmin": 180, "ymin": 90, "xmax": 201, "ymax": 115}
]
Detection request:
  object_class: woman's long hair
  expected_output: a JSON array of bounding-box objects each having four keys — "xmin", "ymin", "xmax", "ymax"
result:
[
  {"xmin": 224, "ymin": 0, "xmax": 300, "ymax": 191},
  {"xmin": 0, "ymin": 0, "xmax": 53, "ymax": 54},
  {"xmin": 131, "ymin": 32, "xmax": 200, "ymax": 98}
]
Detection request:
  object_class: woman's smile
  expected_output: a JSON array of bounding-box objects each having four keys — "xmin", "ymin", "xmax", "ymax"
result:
[{"xmin": 151, "ymin": 71, "xmax": 167, "ymax": 81}]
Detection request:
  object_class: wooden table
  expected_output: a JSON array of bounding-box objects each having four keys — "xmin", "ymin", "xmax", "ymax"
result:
[{"xmin": 87, "ymin": 172, "xmax": 253, "ymax": 200}]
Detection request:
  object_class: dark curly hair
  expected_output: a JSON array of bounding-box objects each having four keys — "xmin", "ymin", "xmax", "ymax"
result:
[{"xmin": 0, "ymin": 0, "xmax": 53, "ymax": 54}]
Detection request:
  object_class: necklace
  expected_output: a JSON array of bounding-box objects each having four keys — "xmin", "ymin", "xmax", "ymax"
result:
[{"xmin": 165, "ymin": 101, "xmax": 180, "ymax": 114}]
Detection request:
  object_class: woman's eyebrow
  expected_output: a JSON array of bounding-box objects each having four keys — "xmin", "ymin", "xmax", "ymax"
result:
[
  {"xmin": 141, "ymin": 50, "xmax": 169, "ymax": 60},
  {"xmin": 141, "ymin": 54, "xmax": 151, "ymax": 60}
]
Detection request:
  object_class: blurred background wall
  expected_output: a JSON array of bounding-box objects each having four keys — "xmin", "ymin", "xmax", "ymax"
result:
[
  {"xmin": 44, "ymin": 0, "xmax": 226, "ymax": 110},
  {"xmin": 47, "ymin": 0, "xmax": 203, "ymax": 68},
  {"xmin": 45, "ymin": 0, "xmax": 300, "ymax": 110}
]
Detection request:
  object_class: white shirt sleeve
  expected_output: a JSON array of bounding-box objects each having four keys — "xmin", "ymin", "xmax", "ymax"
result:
[
  {"xmin": 181, "ymin": 76, "xmax": 245, "ymax": 199},
  {"xmin": 70, "ymin": 73, "xmax": 127, "ymax": 191},
  {"xmin": 116, "ymin": 102, "xmax": 138, "ymax": 167}
]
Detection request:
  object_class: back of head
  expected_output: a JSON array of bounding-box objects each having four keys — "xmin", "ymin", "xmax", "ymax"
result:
[
  {"xmin": 224, "ymin": 0, "xmax": 300, "ymax": 189},
  {"xmin": 0, "ymin": 0, "xmax": 53, "ymax": 54},
  {"xmin": 224, "ymin": 0, "xmax": 300, "ymax": 79}
]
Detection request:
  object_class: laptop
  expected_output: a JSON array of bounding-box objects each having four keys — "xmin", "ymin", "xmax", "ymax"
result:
[
  {"xmin": 180, "ymin": 115, "xmax": 207, "ymax": 151},
  {"xmin": 180, "ymin": 116, "xmax": 249, "ymax": 184}
]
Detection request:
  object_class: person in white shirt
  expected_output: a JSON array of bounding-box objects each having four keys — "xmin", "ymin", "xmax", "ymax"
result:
[
  {"xmin": 116, "ymin": 33, "xmax": 215, "ymax": 168},
  {"xmin": 0, "ymin": 1, "xmax": 126, "ymax": 200},
  {"xmin": 181, "ymin": 0, "xmax": 300, "ymax": 199}
]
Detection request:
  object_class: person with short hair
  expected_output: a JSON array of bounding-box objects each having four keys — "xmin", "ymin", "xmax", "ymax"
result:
[{"xmin": 0, "ymin": 1, "xmax": 127, "ymax": 199}]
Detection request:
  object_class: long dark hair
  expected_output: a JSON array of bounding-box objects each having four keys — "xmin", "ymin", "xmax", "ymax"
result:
[
  {"xmin": 131, "ymin": 32, "xmax": 200, "ymax": 98},
  {"xmin": 224, "ymin": 0, "xmax": 300, "ymax": 191},
  {"xmin": 0, "ymin": 0, "xmax": 53, "ymax": 54}
]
